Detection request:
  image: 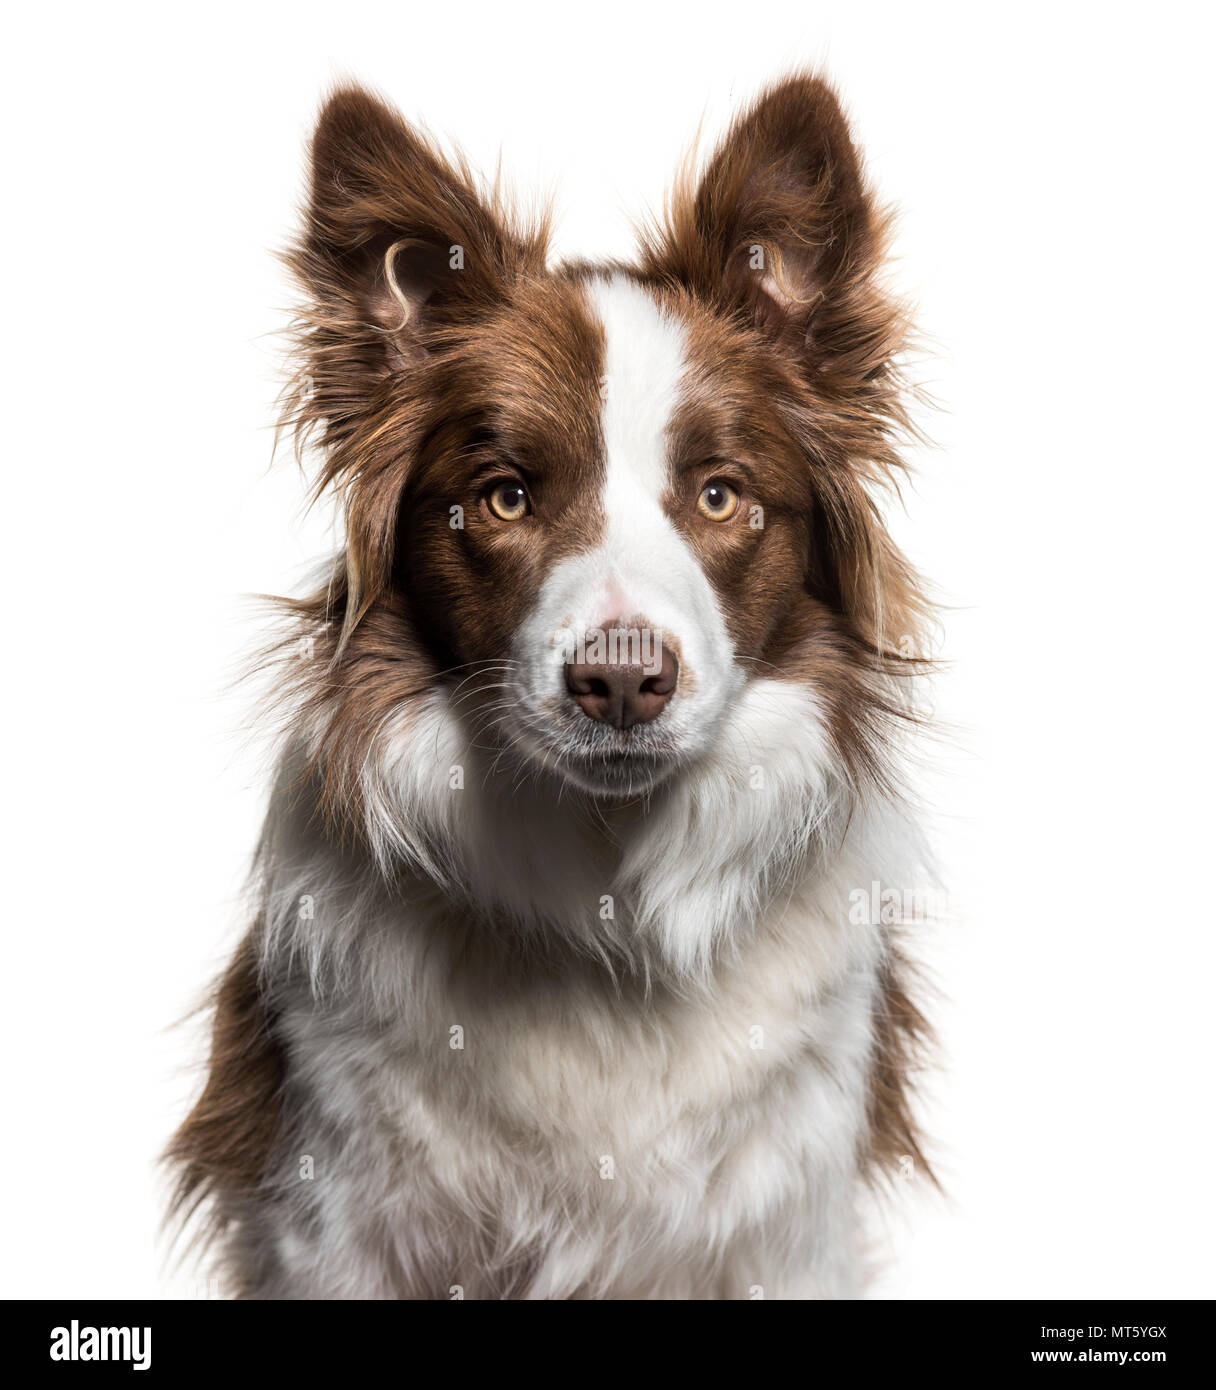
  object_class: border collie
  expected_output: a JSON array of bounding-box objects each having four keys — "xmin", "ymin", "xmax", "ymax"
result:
[{"xmin": 169, "ymin": 72, "xmax": 936, "ymax": 1300}]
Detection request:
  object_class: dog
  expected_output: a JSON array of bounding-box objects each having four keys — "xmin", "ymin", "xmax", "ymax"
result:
[{"xmin": 169, "ymin": 72, "xmax": 936, "ymax": 1299}]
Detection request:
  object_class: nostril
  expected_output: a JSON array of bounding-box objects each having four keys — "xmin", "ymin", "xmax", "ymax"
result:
[
  {"xmin": 564, "ymin": 665, "xmax": 605, "ymax": 698},
  {"xmin": 642, "ymin": 647, "xmax": 679, "ymax": 699},
  {"xmin": 640, "ymin": 668, "xmax": 676, "ymax": 698}
]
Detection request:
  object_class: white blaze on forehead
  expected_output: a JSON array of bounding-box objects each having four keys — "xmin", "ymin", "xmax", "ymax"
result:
[
  {"xmin": 584, "ymin": 276, "xmax": 692, "ymax": 625},
  {"xmin": 589, "ymin": 276, "xmax": 687, "ymax": 507}
]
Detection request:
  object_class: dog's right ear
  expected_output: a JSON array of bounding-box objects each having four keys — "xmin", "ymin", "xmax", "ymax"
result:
[{"xmin": 289, "ymin": 86, "xmax": 543, "ymax": 437}]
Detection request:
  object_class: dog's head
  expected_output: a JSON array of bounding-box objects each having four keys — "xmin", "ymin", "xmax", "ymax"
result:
[{"xmin": 285, "ymin": 77, "xmax": 926, "ymax": 817}]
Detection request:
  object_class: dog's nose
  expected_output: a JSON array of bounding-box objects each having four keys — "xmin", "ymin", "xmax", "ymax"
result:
[{"xmin": 564, "ymin": 643, "xmax": 679, "ymax": 729}]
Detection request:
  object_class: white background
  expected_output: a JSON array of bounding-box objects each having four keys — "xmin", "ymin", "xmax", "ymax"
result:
[{"xmin": 3, "ymin": 0, "xmax": 1212, "ymax": 1299}]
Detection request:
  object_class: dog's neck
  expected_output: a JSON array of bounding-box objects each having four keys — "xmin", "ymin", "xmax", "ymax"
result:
[{"xmin": 259, "ymin": 673, "xmax": 923, "ymax": 1006}]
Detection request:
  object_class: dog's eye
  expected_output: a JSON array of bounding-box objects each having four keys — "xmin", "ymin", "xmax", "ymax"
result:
[
  {"xmin": 486, "ymin": 480, "xmax": 530, "ymax": 521},
  {"xmin": 696, "ymin": 481, "xmax": 740, "ymax": 523}
]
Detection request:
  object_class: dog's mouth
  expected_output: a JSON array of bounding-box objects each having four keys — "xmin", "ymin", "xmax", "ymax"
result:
[
  {"xmin": 557, "ymin": 752, "xmax": 675, "ymax": 799},
  {"xmin": 561, "ymin": 738, "xmax": 676, "ymax": 795},
  {"xmin": 500, "ymin": 706, "xmax": 684, "ymax": 798}
]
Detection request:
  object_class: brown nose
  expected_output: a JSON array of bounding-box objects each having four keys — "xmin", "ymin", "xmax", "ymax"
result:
[{"xmin": 565, "ymin": 643, "xmax": 679, "ymax": 729}]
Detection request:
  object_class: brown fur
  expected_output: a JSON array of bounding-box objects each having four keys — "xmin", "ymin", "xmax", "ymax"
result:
[
  {"xmin": 868, "ymin": 946, "xmax": 937, "ymax": 1186},
  {"xmin": 166, "ymin": 930, "xmax": 285, "ymax": 1243}
]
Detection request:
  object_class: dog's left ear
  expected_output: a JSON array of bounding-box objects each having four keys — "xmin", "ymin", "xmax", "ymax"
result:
[
  {"xmin": 644, "ymin": 77, "xmax": 922, "ymax": 657},
  {"xmin": 641, "ymin": 75, "xmax": 897, "ymax": 386}
]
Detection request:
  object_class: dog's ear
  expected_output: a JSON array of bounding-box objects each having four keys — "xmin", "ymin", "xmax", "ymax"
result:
[
  {"xmin": 290, "ymin": 85, "xmax": 544, "ymax": 433},
  {"xmin": 646, "ymin": 76, "xmax": 920, "ymax": 657},
  {"xmin": 286, "ymin": 86, "xmax": 546, "ymax": 640},
  {"xmin": 642, "ymin": 75, "xmax": 898, "ymax": 387}
]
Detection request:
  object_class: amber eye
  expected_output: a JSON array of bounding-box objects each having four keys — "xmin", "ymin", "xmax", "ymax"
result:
[
  {"xmin": 696, "ymin": 480, "xmax": 740, "ymax": 523},
  {"xmin": 486, "ymin": 480, "xmax": 530, "ymax": 521}
]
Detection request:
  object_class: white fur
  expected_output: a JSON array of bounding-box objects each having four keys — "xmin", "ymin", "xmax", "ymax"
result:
[
  {"xmin": 251, "ymin": 676, "xmax": 921, "ymax": 1298},
  {"xmin": 510, "ymin": 277, "xmax": 742, "ymax": 797}
]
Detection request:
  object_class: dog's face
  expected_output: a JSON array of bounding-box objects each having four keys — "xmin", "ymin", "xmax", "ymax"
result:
[
  {"xmin": 289, "ymin": 78, "xmax": 924, "ymax": 810},
  {"xmin": 396, "ymin": 274, "xmax": 821, "ymax": 796}
]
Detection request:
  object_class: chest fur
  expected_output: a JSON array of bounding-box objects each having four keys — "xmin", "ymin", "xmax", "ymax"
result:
[{"xmin": 259, "ymin": 870, "xmax": 881, "ymax": 1298}]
